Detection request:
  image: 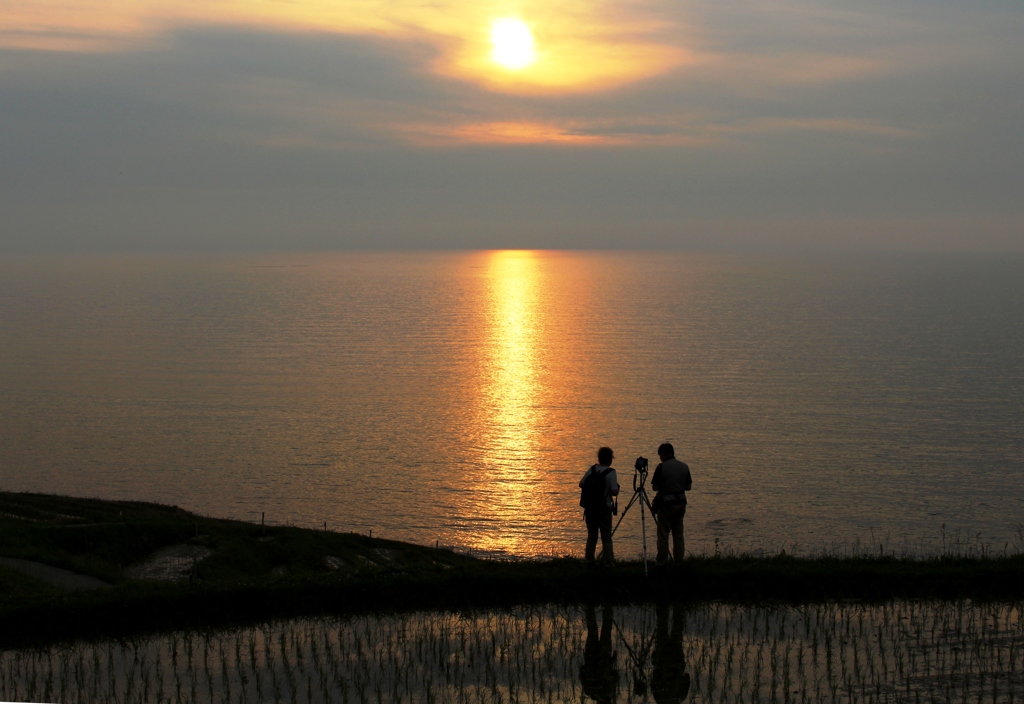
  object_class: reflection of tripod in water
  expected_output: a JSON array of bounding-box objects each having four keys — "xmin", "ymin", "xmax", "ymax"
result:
[
  {"xmin": 612, "ymin": 456, "xmax": 656, "ymax": 574},
  {"xmin": 613, "ymin": 615, "xmax": 655, "ymax": 698},
  {"xmin": 614, "ymin": 605, "xmax": 692, "ymax": 704}
]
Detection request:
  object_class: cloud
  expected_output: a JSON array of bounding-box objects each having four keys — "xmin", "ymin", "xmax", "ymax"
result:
[
  {"xmin": 0, "ymin": 0, "xmax": 690, "ymax": 93},
  {"xmin": 1, "ymin": 2, "xmax": 1022, "ymax": 251},
  {"xmin": 398, "ymin": 121, "xmax": 616, "ymax": 146},
  {"xmin": 391, "ymin": 115, "xmax": 913, "ymax": 148}
]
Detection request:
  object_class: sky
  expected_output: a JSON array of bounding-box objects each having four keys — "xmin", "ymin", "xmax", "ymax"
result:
[{"xmin": 1, "ymin": 0, "xmax": 1023, "ymax": 252}]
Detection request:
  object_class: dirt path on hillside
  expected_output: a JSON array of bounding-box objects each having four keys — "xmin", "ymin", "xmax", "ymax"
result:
[{"xmin": 0, "ymin": 557, "xmax": 111, "ymax": 591}]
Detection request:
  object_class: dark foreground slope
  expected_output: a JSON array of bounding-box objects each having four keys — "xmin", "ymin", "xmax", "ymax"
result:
[{"xmin": 2, "ymin": 492, "xmax": 1022, "ymax": 647}]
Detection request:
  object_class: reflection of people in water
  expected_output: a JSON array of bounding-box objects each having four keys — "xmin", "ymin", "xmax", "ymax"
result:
[
  {"xmin": 580, "ymin": 604, "xmax": 619, "ymax": 704},
  {"xmin": 651, "ymin": 603, "xmax": 690, "ymax": 704}
]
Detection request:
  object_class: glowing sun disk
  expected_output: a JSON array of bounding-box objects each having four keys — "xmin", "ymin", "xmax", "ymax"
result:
[{"xmin": 490, "ymin": 18, "xmax": 536, "ymax": 70}]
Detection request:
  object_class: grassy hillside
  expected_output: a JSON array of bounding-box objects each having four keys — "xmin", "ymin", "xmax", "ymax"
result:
[
  {"xmin": 2, "ymin": 491, "xmax": 1022, "ymax": 648},
  {"xmin": 0, "ymin": 491, "xmax": 468, "ymax": 586}
]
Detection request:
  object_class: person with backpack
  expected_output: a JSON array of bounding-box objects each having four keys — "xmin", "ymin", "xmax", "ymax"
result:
[{"xmin": 579, "ymin": 446, "xmax": 620, "ymax": 564}]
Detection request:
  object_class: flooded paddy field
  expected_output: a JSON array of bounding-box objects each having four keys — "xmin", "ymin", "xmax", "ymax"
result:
[{"xmin": 2, "ymin": 601, "xmax": 1021, "ymax": 704}]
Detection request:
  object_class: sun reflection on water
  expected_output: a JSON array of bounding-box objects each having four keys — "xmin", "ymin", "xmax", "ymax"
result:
[
  {"xmin": 475, "ymin": 250, "xmax": 544, "ymax": 554},
  {"xmin": 488, "ymin": 250, "xmax": 539, "ymax": 432}
]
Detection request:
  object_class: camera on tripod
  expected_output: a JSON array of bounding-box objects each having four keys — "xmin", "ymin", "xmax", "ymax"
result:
[{"xmin": 613, "ymin": 455, "xmax": 656, "ymax": 574}]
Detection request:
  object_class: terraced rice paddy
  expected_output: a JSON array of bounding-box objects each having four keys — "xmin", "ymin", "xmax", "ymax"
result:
[{"xmin": 2, "ymin": 601, "xmax": 1021, "ymax": 704}]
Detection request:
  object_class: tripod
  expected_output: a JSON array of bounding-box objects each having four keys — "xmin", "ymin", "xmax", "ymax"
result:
[{"xmin": 612, "ymin": 456, "xmax": 656, "ymax": 575}]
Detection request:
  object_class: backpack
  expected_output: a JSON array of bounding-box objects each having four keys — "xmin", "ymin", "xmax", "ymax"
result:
[{"xmin": 579, "ymin": 465, "xmax": 613, "ymax": 512}]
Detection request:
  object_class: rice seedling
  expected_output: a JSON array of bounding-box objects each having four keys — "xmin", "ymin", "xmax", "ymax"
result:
[{"xmin": 1, "ymin": 601, "xmax": 1021, "ymax": 703}]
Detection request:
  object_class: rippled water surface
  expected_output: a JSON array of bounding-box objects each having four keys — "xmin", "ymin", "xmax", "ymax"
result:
[
  {"xmin": 2, "ymin": 602, "xmax": 1021, "ymax": 703},
  {"xmin": 1, "ymin": 252, "xmax": 1022, "ymax": 556}
]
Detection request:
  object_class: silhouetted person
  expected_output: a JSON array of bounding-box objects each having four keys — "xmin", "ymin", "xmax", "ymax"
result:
[
  {"xmin": 651, "ymin": 603, "xmax": 690, "ymax": 704},
  {"xmin": 580, "ymin": 604, "xmax": 619, "ymax": 704},
  {"xmin": 579, "ymin": 446, "xmax": 619, "ymax": 564},
  {"xmin": 651, "ymin": 443, "xmax": 692, "ymax": 564}
]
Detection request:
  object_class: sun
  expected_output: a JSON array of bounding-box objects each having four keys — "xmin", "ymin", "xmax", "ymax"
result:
[{"xmin": 490, "ymin": 18, "xmax": 536, "ymax": 70}]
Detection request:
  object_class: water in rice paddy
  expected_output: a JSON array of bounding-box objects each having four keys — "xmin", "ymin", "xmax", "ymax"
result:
[{"xmin": 2, "ymin": 602, "xmax": 1021, "ymax": 703}]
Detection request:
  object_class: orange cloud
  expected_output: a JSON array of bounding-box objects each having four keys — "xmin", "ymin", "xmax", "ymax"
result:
[
  {"xmin": 399, "ymin": 121, "xmax": 616, "ymax": 146},
  {"xmin": 0, "ymin": 0, "xmax": 689, "ymax": 93},
  {"xmin": 392, "ymin": 115, "xmax": 911, "ymax": 147}
]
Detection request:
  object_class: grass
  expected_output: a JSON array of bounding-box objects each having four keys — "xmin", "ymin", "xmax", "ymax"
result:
[
  {"xmin": 0, "ymin": 491, "xmax": 469, "ymax": 585},
  {"xmin": 2, "ymin": 491, "xmax": 1023, "ymax": 648}
]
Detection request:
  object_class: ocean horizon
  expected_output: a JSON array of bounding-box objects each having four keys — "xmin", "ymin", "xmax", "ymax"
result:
[{"xmin": 2, "ymin": 250, "xmax": 1022, "ymax": 558}]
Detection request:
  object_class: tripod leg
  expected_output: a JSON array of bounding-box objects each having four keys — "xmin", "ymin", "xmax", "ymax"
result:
[
  {"xmin": 640, "ymin": 489, "xmax": 648, "ymax": 575},
  {"xmin": 641, "ymin": 490, "xmax": 657, "ymax": 518},
  {"xmin": 612, "ymin": 492, "xmax": 641, "ymax": 535}
]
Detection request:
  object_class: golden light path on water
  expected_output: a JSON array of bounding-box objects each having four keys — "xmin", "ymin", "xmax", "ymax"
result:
[
  {"xmin": 1, "ymin": 253, "xmax": 1022, "ymax": 558},
  {"xmin": 475, "ymin": 250, "xmax": 543, "ymax": 555}
]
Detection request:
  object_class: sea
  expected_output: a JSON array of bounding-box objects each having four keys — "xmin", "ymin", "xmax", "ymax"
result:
[{"xmin": 1, "ymin": 251, "xmax": 1022, "ymax": 558}]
